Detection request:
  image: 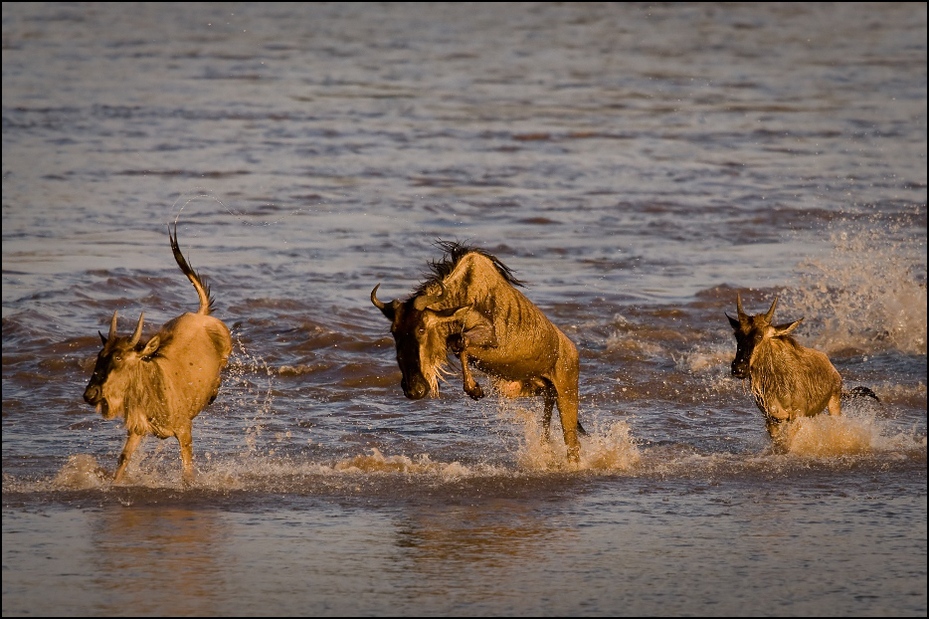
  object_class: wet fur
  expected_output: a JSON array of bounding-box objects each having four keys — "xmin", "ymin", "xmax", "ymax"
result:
[
  {"xmin": 728, "ymin": 295, "xmax": 847, "ymax": 446},
  {"xmin": 373, "ymin": 241, "xmax": 584, "ymax": 462},
  {"xmin": 84, "ymin": 224, "xmax": 232, "ymax": 484}
]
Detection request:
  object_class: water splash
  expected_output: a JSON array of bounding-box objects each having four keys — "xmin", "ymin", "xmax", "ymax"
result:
[
  {"xmin": 504, "ymin": 402, "xmax": 642, "ymax": 473},
  {"xmin": 786, "ymin": 213, "xmax": 927, "ymax": 355},
  {"xmin": 222, "ymin": 336, "xmax": 276, "ymax": 456},
  {"xmin": 579, "ymin": 421, "xmax": 643, "ymax": 471},
  {"xmin": 783, "ymin": 400, "xmax": 925, "ymax": 457},
  {"xmin": 51, "ymin": 454, "xmax": 111, "ymax": 490}
]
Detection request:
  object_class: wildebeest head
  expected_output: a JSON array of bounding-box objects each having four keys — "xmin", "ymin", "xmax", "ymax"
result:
[
  {"xmin": 83, "ymin": 310, "xmax": 161, "ymax": 419},
  {"xmin": 371, "ymin": 283, "xmax": 470, "ymax": 399},
  {"xmin": 726, "ymin": 294, "xmax": 802, "ymax": 379}
]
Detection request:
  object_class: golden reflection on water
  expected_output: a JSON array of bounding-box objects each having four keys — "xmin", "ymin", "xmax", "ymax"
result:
[
  {"xmin": 89, "ymin": 506, "xmax": 229, "ymax": 616},
  {"xmin": 394, "ymin": 500, "xmax": 563, "ymax": 567},
  {"xmin": 387, "ymin": 500, "xmax": 581, "ymax": 612}
]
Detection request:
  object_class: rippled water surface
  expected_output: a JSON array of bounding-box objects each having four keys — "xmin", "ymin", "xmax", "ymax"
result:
[{"xmin": 3, "ymin": 3, "xmax": 927, "ymax": 616}]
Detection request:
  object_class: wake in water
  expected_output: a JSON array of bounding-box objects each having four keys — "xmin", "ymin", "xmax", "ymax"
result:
[{"xmin": 12, "ymin": 394, "xmax": 918, "ymax": 496}]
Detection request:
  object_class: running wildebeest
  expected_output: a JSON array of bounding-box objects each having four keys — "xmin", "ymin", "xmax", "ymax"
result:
[
  {"xmin": 371, "ymin": 241, "xmax": 585, "ymax": 463},
  {"xmin": 726, "ymin": 293, "xmax": 878, "ymax": 445},
  {"xmin": 83, "ymin": 224, "xmax": 232, "ymax": 484}
]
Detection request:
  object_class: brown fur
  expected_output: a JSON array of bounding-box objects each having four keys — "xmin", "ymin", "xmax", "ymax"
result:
[
  {"xmin": 727, "ymin": 294, "xmax": 842, "ymax": 446},
  {"xmin": 83, "ymin": 225, "xmax": 232, "ymax": 484},
  {"xmin": 372, "ymin": 241, "xmax": 583, "ymax": 463}
]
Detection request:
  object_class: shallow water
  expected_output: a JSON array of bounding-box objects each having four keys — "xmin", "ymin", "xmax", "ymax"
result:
[{"xmin": 2, "ymin": 3, "xmax": 927, "ymax": 616}]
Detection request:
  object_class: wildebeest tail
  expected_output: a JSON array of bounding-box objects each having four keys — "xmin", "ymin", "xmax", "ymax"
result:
[
  {"xmin": 169, "ymin": 223, "xmax": 214, "ymax": 315},
  {"xmin": 842, "ymin": 385, "xmax": 880, "ymax": 403}
]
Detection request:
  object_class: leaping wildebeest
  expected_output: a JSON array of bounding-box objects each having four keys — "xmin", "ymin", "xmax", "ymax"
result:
[
  {"xmin": 83, "ymin": 224, "xmax": 233, "ymax": 484},
  {"xmin": 726, "ymin": 293, "xmax": 878, "ymax": 445},
  {"xmin": 371, "ymin": 241, "xmax": 585, "ymax": 463}
]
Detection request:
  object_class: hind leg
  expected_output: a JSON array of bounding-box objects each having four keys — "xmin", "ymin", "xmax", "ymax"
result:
[
  {"xmin": 827, "ymin": 391, "xmax": 842, "ymax": 416},
  {"xmin": 542, "ymin": 392, "xmax": 554, "ymax": 442},
  {"xmin": 176, "ymin": 423, "xmax": 196, "ymax": 486},
  {"xmin": 499, "ymin": 379, "xmax": 556, "ymax": 441},
  {"xmin": 554, "ymin": 389, "xmax": 580, "ymax": 464}
]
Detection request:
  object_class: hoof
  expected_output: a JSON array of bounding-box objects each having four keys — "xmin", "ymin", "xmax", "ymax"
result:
[{"xmin": 566, "ymin": 446, "xmax": 581, "ymax": 465}]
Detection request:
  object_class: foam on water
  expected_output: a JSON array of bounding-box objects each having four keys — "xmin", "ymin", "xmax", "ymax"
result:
[
  {"xmin": 15, "ymin": 414, "xmax": 645, "ymax": 493},
  {"xmin": 4, "ymin": 400, "xmax": 921, "ymax": 498},
  {"xmin": 26, "ymin": 449, "xmax": 506, "ymax": 494}
]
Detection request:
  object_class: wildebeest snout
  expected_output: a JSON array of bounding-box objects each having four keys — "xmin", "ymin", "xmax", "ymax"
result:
[
  {"xmin": 83, "ymin": 383, "xmax": 101, "ymax": 405},
  {"xmin": 731, "ymin": 357, "xmax": 750, "ymax": 379},
  {"xmin": 402, "ymin": 374, "xmax": 430, "ymax": 400},
  {"xmin": 83, "ymin": 382, "xmax": 111, "ymax": 418}
]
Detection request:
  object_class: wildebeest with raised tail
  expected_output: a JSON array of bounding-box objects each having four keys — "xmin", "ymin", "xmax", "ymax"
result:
[
  {"xmin": 371, "ymin": 241, "xmax": 585, "ymax": 463},
  {"xmin": 83, "ymin": 224, "xmax": 233, "ymax": 484},
  {"xmin": 726, "ymin": 293, "xmax": 878, "ymax": 446}
]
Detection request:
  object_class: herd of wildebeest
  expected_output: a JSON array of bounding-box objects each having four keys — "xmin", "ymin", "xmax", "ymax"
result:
[{"xmin": 83, "ymin": 224, "xmax": 879, "ymax": 484}]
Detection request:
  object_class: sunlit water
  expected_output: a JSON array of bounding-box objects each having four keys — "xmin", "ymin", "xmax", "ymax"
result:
[{"xmin": 3, "ymin": 3, "xmax": 926, "ymax": 617}]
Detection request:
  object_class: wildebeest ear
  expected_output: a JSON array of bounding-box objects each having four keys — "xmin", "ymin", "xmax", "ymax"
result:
[
  {"xmin": 726, "ymin": 313, "xmax": 741, "ymax": 329},
  {"xmin": 98, "ymin": 331, "xmax": 108, "ymax": 345},
  {"xmin": 373, "ymin": 300, "xmax": 398, "ymax": 321},
  {"xmin": 772, "ymin": 319, "xmax": 802, "ymax": 337},
  {"xmin": 140, "ymin": 335, "xmax": 161, "ymax": 358},
  {"xmin": 383, "ymin": 300, "xmax": 401, "ymax": 322}
]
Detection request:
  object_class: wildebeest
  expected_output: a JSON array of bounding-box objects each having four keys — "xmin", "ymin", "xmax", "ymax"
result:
[
  {"xmin": 371, "ymin": 241, "xmax": 585, "ymax": 463},
  {"xmin": 83, "ymin": 224, "xmax": 232, "ymax": 484},
  {"xmin": 726, "ymin": 293, "xmax": 878, "ymax": 445}
]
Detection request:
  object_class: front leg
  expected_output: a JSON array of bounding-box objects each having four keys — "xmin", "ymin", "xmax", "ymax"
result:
[
  {"xmin": 765, "ymin": 416, "xmax": 790, "ymax": 452},
  {"xmin": 114, "ymin": 432, "xmax": 143, "ymax": 483},
  {"xmin": 458, "ymin": 349, "xmax": 484, "ymax": 400},
  {"xmin": 449, "ymin": 315, "xmax": 496, "ymax": 401}
]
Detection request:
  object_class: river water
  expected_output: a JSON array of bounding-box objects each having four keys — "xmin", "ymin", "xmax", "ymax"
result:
[{"xmin": 2, "ymin": 3, "xmax": 926, "ymax": 616}]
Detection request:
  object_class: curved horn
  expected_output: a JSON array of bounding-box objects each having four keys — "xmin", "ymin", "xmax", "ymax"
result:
[
  {"xmin": 735, "ymin": 293, "xmax": 746, "ymax": 319},
  {"xmin": 107, "ymin": 311, "xmax": 119, "ymax": 342},
  {"xmin": 414, "ymin": 282, "xmax": 446, "ymax": 311},
  {"xmin": 130, "ymin": 312, "xmax": 145, "ymax": 346},
  {"xmin": 370, "ymin": 284, "xmax": 386, "ymax": 310},
  {"xmin": 371, "ymin": 284, "xmax": 397, "ymax": 320},
  {"xmin": 764, "ymin": 296, "xmax": 778, "ymax": 322}
]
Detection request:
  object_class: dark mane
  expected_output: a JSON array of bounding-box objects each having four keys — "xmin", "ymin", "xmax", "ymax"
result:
[{"xmin": 415, "ymin": 240, "xmax": 525, "ymax": 295}]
